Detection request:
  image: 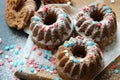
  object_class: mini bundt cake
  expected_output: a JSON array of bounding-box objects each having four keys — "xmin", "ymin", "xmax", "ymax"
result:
[
  {"xmin": 75, "ymin": 3, "xmax": 117, "ymax": 48},
  {"xmin": 30, "ymin": 5, "xmax": 73, "ymax": 49},
  {"xmin": 56, "ymin": 36, "xmax": 104, "ymax": 80}
]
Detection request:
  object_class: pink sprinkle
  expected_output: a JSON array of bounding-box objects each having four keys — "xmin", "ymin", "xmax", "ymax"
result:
[
  {"xmin": 26, "ymin": 63, "xmax": 30, "ymax": 67},
  {"xmin": 0, "ymin": 38, "xmax": 2, "ymax": 44},
  {"xmin": 38, "ymin": 24, "xmax": 43, "ymax": 29},
  {"xmin": 28, "ymin": 58, "xmax": 35, "ymax": 64},
  {"xmin": 7, "ymin": 58, "xmax": 13, "ymax": 63},
  {"xmin": 44, "ymin": 6, "xmax": 48, "ymax": 12},
  {"xmin": 36, "ymin": 68, "xmax": 40, "ymax": 72},
  {"xmin": 112, "ymin": 64, "xmax": 117, "ymax": 69},
  {"xmin": 32, "ymin": 46, "xmax": 38, "ymax": 51},
  {"xmin": 53, "ymin": 70, "xmax": 57, "ymax": 74},
  {"xmin": 43, "ymin": 28, "xmax": 47, "ymax": 32},
  {"xmin": 88, "ymin": 54, "xmax": 93, "ymax": 58},
  {"xmin": 82, "ymin": 7, "xmax": 88, "ymax": 12},
  {"xmin": 51, "ymin": 61, "xmax": 56, "ymax": 65},
  {"xmin": 0, "ymin": 61, "xmax": 4, "ymax": 66},
  {"xmin": 82, "ymin": 16, "xmax": 86, "ymax": 19},
  {"xmin": 17, "ymin": 46, "xmax": 21, "ymax": 50},
  {"xmin": 49, "ymin": 25, "xmax": 54, "ymax": 28},
  {"xmin": 54, "ymin": 23, "xmax": 58, "ymax": 27},
  {"xmin": 89, "ymin": 18, "xmax": 93, "ymax": 21},
  {"xmin": 60, "ymin": 17, "xmax": 64, "ymax": 20},
  {"xmin": 97, "ymin": 23, "xmax": 102, "ymax": 27},
  {"xmin": 91, "ymin": 47, "xmax": 95, "ymax": 51},
  {"xmin": 77, "ymin": 36, "xmax": 83, "ymax": 39},
  {"xmin": 13, "ymin": 78, "xmax": 17, "ymax": 80},
  {"xmin": 108, "ymin": 16, "xmax": 113, "ymax": 21},
  {"xmin": 38, "ymin": 52, "xmax": 42, "ymax": 56},
  {"xmin": 50, "ymin": 57, "xmax": 56, "ymax": 62},
  {"xmin": 0, "ymin": 50, "xmax": 3, "ymax": 54},
  {"xmin": 33, "ymin": 63, "xmax": 38, "ymax": 68},
  {"xmin": 40, "ymin": 68, "xmax": 45, "ymax": 71},
  {"xmin": 11, "ymin": 69, "xmax": 16, "ymax": 72}
]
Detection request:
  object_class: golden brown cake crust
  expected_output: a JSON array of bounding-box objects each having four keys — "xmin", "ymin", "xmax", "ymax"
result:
[
  {"xmin": 5, "ymin": 0, "xmax": 37, "ymax": 30},
  {"xmin": 30, "ymin": 5, "xmax": 73, "ymax": 49},
  {"xmin": 75, "ymin": 3, "xmax": 117, "ymax": 48},
  {"xmin": 56, "ymin": 36, "xmax": 104, "ymax": 80}
]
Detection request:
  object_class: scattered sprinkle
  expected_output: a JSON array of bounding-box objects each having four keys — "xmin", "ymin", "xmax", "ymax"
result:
[
  {"xmin": 0, "ymin": 38, "xmax": 2, "ymax": 44},
  {"xmin": 54, "ymin": 23, "xmax": 58, "ymax": 27},
  {"xmin": 38, "ymin": 52, "xmax": 42, "ymax": 56},
  {"xmin": 111, "ymin": 64, "xmax": 117, "ymax": 69},
  {"xmin": 111, "ymin": 0, "xmax": 115, "ymax": 3},
  {"xmin": 46, "ymin": 50, "xmax": 52, "ymax": 55},
  {"xmin": 5, "ymin": 55, "xmax": 9, "ymax": 59},
  {"xmin": 20, "ymin": 61, "xmax": 24, "ymax": 66},
  {"xmin": 13, "ymin": 77, "xmax": 17, "ymax": 80},
  {"xmin": 114, "ymin": 69, "xmax": 119, "ymax": 74},
  {"xmin": 44, "ymin": 65, "xmax": 49, "ymax": 70},
  {"xmin": 19, "ymin": 68, "xmax": 23, "ymax": 72},
  {"xmin": 7, "ymin": 58, "xmax": 13, "ymax": 63},
  {"xmin": 14, "ymin": 49, "xmax": 19, "ymax": 55},
  {"xmin": 10, "ymin": 45, "xmax": 14, "ymax": 49},
  {"xmin": 88, "ymin": 54, "xmax": 93, "ymax": 58},
  {"xmin": 43, "ymin": 6, "xmax": 48, "ymax": 12},
  {"xmin": 97, "ymin": 23, "xmax": 102, "ymax": 27},
  {"xmin": 105, "ymin": 6, "xmax": 110, "ymax": 10},
  {"xmin": 63, "ymin": 43, "xmax": 69, "ymax": 47},
  {"xmin": 89, "ymin": 41, "xmax": 94, "ymax": 46},
  {"xmin": 5, "ymin": 46, "xmax": 10, "ymax": 51},
  {"xmin": 17, "ymin": 46, "xmax": 21, "ymax": 50},
  {"xmin": 0, "ymin": 50, "xmax": 3, "ymax": 54},
  {"xmin": 72, "ymin": 59, "xmax": 78, "ymax": 63},
  {"xmin": 0, "ymin": 60, "xmax": 4, "ymax": 66},
  {"xmin": 34, "ymin": 16, "xmax": 40, "ymax": 21},
  {"xmin": 55, "ymin": 77, "xmax": 60, "ymax": 80},
  {"xmin": 38, "ymin": 64, "xmax": 42, "ymax": 69},
  {"xmin": 50, "ymin": 66, "xmax": 55, "ymax": 71},
  {"xmin": 30, "ymin": 67, "xmax": 35, "ymax": 73},
  {"xmin": 93, "ymin": 21, "xmax": 98, "ymax": 25},
  {"xmin": 45, "ymin": 54, "xmax": 50, "ymax": 60},
  {"xmin": 13, "ymin": 60, "xmax": 19, "ymax": 67},
  {"xmin": 70, "ymin": 41, "xmax": 75, "ymax": 46},
  {"xmin": 32, "ymin": 45, "xmax": 38, "ymax": 51},
  {"xmin": 106, "ymin": 9, "xmax": 112, "ymax": 13}
]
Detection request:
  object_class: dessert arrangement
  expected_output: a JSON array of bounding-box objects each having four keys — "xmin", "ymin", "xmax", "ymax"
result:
[{"xmin": 4, "ymin": 0, "xmax": 119, "ymax": 80}]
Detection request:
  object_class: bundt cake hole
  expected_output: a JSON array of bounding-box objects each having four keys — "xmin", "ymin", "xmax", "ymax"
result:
[
  {"xmin": 72, "ymin": 46, "xmax": 86, "ymax": 58},
  {"xmin": 44, "ymin": 13, "xmax": 57, "ymax": 25},
  {"xmin": 90, "ymin": 10, "xmax": 104, "ymax": 22},
  {"xmin": 34, "ymin": 0, "xmax": 41, "ymax": 10}
]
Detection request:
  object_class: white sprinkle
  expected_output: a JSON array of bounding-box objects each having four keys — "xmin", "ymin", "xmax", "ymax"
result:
[
  {"xmin": 10, "ymin": 49, "xmax": 14, "ymax": 53},
  {"xmin": 79, "ymin": 59, "xmax": 84, "ymax": 62},
  {"xmin": 10, "ymin": 62, "xmax": 13, "ymax": 65},
  {"xmin": 63, "ymin": 50, "xmax": 68, "ymax": 53},
  {"xmin": 24, "ymin": 55, "xmax": 29, "ymax": 59},
  {"xmin": 34, "ymin": 70, "xmax": 37, "ymax": 74},
  {"xmin": 69, "ymin": 56, "xmax": 74, "ymax": 60},
  {"xmin": 30, "ymin": 65, "xmax": 33, "ymax": 67},
  {"xmin": 65, "ymin": 53, "xmax": 69, "ymax": 56},
  {"xmin": 111, "ymin": 0, "xmax": 115, "ymax": 3},
  {"xmin": 0, "ymin": 38, "xmax": 2, "ymax": 44},
  {"xmin": 46, "ymin": 69, "xmax": 50, "ymax": 72},
  {"xmin": 5, "ymin": 55, "xmax": 9, "ymax": 59}
]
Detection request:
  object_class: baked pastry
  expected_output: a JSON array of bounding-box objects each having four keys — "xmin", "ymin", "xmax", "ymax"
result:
[
  {"xmin": 56, "ymin": 36, "xmax": 104, "ymax": 80},
  {"xmin": 30, "ymin": 5, "xmax": 73, "ymax": 49},
  {"xmin": 75, "ymin": 3, "xmax": 117, "ymax": 48},
  {"xmin": 42, "ymin": 0, "xmax": 71, "ymax": 5},
  {"xmin": 5, "ymin": 0, "xmax": 39, "ymax": 30}
]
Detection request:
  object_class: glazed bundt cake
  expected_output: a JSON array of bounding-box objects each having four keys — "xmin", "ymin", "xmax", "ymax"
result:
[
  {"xmin": 75, "ymin": 3, "xmax": 117, "ymax": 48},
  {"xmin": 30, "ymin": 5, "xmax": 73, "ymax": 49},
  {"xmin": 56, "ymin": 36, "xmax": 104, "ymax": 80}
]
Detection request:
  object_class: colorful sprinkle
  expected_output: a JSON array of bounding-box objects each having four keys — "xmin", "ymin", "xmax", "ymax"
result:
[
  {"xmin": 13, "ymin": 60, "xmax": 19, "ymax": 67},
  {"xmin": 63, "ymin": 43, "xmax": 69, "ymax": 47},
  {"xmin": 14, "ymin": 49, "xmax": 19, "ymax": 55},
  {"xmin": 105, "ymin": 6, "xmax": 110, "ymax": 10},
  {"xmin": 46, "ymin": 50, "xmax": 52, "ymax": 55},
  {"xmin": 55, "ymin": 77, "xmax": 60, "ymax": 80},
  {"xmin": 38, "ymin": 52, "xmax": 42, "ymax": 56},
  {"xmin": 7, "ymin": 58, "xmax": 13, "ymax": 63},
  {"xmin": 106, "ymin": 9, "xmax": 112, "ymax": 13},
  {"xmin": 30, "ymin": 67, "xmax": 35, "ymax": 73},
  {"xmin": 20, "ymin": 61, "xmax": 24, "ymax": 65},
  {"xmin": 0, "ymin": 60, "xmax": 4, "ymax": 66},
  {"xmin": 53, "ymin": 70, "xmax": 57, "ymax": 74},
  {"xmin": 70, "ymin": 41, "xmax": 75, "ymax": 46},
  {"xmin": 89, "ymin": 41, "xmax": 94, "ymax": 46},
  {"xmin": 38, "ymin": 64, "xmax": 42, "ymax": 69},
  {"xmin": 88, "ymin": 54, "xmax": 93, "ymax": 58},
  {"xmin": 10, "ymin": 45, "xmax": 14, "ymax": 49},
  {"xmin": 38, "ymin": 24, "xmax": 43, "ymax": 29},
  {"xmin": 72, "ymin": 59, "xmax": 78, "ymax": 63},
  {"xmin": 34, "ymin": 16, "xmax": 40, "ymax": 21},
  {"xmin": 0, "ymin": 50, "xmax": 3, "ymax": 54},
  {"xmin": 78, "ymin": 36, "xmax": 83, "ymax": 39},
  {"xmin": 54, "ymin": 23, "xmax": 58, "ymax": 27},
  {"xmin": 5, "ymin": 55, "xmax": 9, "ymax": 59},
  {"xmin": 5, "ymin": 46, "xmax": 10, "ymax": 51},
  {"xmin": 13, "ymin": 77, "xmax": 17, "ymax": 80},
  {"xmin": 97, "ymin": 23, "xmax": 102, "ymax": 27},
  {"xmin": 63, "ymin": 13, "xmax": 67, "ymax": 18},
  {"xmin": 44, "ymin": 65, "xmax": 49, "ymax": 70},
  {"xmin": 35, "ymin": 24, "xmax": 39, "ymax": 27},
  {"xmin": 50, "ymin": 66, "xmax": 55, "ymax": 71},
  {"xmin": 82, "ymin": 7, "xmax": 88, "ymax": 12},
  {"xmin": 44, "ymin": 6, "xmax": 48, "ymax": 12},
  {"xmin": 19, "ymin": 68, "xmax": 23, "ymax": 72},
  {"xmin": 93, "ymin": 21, "xmax": 98, "ymax": 25},
  {"xmin": 114, "ymin": 69, "xmax": 119, "ymax": 74},
  {"xmin": 17, "ymin": 46, "xmax": 21, "ymax": 50},
  {"xmin": 71, "ymin": 22, "xmax": 75, "ymax": 28},
  {"xmin": 69, "ymin": 56, "xmax": 74, "ymax": 60},
  {"xmin": 32, "ymin": 45, "xmax": 38, "ymax": 51},
  {"xmin": 112, "ymin": 64, "xmax": 117, "ymax": 69},
  {"xmin": 44, "ymin": 27, "xmax": 47, "ymax": 32}
]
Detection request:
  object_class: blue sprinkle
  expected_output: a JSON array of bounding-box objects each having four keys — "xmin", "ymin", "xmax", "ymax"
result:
[
  {"xmin": 19, "ymin": 68, "xmax": 23, "ymax": 72},
  {"xmin": 93, "ymin": 21, "xmax": 98, "ymax": 25},
  {"xmin": 91, "ymin": 3, "xmax": 95, "ymax": 7},
  {"xmin": 63, "ymin": 43, "xmax": 69, "ymax": 47},
  {"xmin": 14, "ymin": 49, "xmax": 19, "ymax": 55},
  {"xmin": 71, "ymin": 22, "xmax": 75, "ymax": 28},
  {"xmin": 106, "ymin": 9, "xmax": 112, "ymax": 13},
  {"xmin": 35, "ymin": 24, "xmax": 39, "ymax": 27},
  {"xmin": 50, "ymin": 66, "xmax": 55, "ymax": 71},
  {"xmin": 13, "ymin": 60, "xmax": 19, "ymax": 67},
  {"xmin": 44, "ymin": 65, "xmax": 49, "ymax": 70},
  {"xmin": 20, "ymin": 61, "xmax": 24, "ymax": 65},
  {"xmin": 45, "ymin": 54, "xmax": 51, "ymax": 60},
  {"xmin": 34, "ymin": 16, "xmax": 40, "ymax": 21},
  {"xmin": 63, "ymin": 13, "xmax": 67, "ymax": 18},
  {"xmin": 30, "ymin": 68, "xmax": 35, "ymax": 73},
  {"xmin": 46, "ymin": 50, "xmax": 52, "ymax": 55},
  {"xmin": 114, "ymin": 69, "xmax": 119, "ymax": 74},
  {"xmin": 105, "ymin": 6, "xmax": 110, "ymax": 10},
  {"xmin": 5, "ymin": 46, "xmax": 10, "ymax": 51},
  {"xmin": 70, "ymin": 41, "xmax": 75, "ymax": 46},
  {"xmin": 55, "ymin": 77, "xmax": 60, "ymax": 80},
  {"xmin": 38, "ymin": 64, "xmax": 42, "ymax": 69},
  {"xmin": 89, "ymin": 41, "xmax": 95, "ymax": 46},
  {"xmin": 112, "ymin": 59, "xmax": 115, "ymax": 63},
  {"xmin": 9, "ymin": 45, "xmax": 14, "ymax": 49},
  {"xmin": 72, "ymin": 59, "xmax": 78, "ymax": 63}
]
